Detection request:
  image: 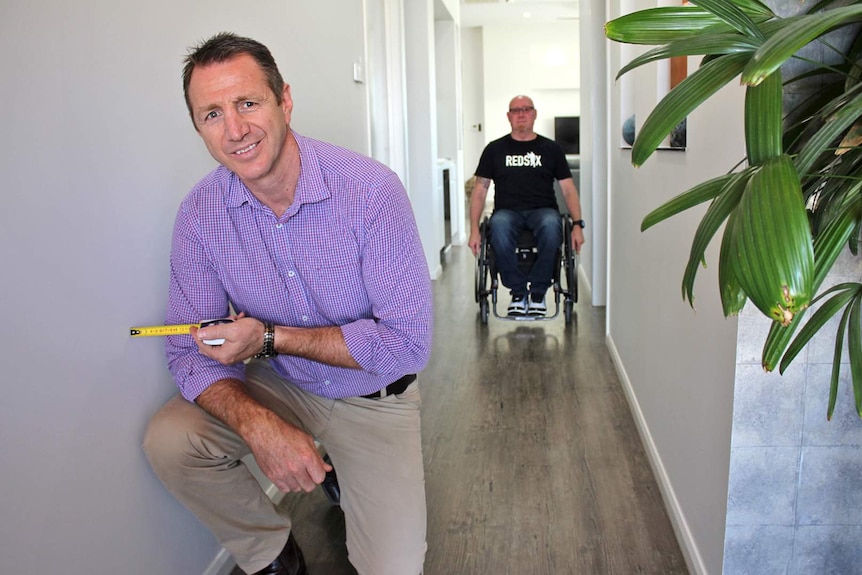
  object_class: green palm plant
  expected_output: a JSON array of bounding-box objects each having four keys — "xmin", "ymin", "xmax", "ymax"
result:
[{"xmin": 605, "ymin": 0, "xmax": 862, "ymax": 418}]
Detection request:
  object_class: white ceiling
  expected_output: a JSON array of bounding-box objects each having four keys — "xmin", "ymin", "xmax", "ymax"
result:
[{"xmin": 459, "ymin": 0, "xmax": 579, "ymax": 27}]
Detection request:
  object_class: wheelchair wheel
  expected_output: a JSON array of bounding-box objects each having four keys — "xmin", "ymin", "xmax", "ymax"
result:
[
  {"xmin": 474, "ymin": 218, "xmax": 490, "ymax": 303},
  {"xmin": 563, "ymin": 216, "xmax": 578, "ymax": 325},
  {"xmin": 565, "ymin": 253, "xmax": 578, "ymax": 304},
  {"xmin": 479, "ymin": 297, "xmax": 489, "ymax": 324},
  {"xmin": 476, "ymin": 217, "xmax": 492, "ymax": 324},
  {"xmin": 474, "ymin": 258, "xmax": 482, "ymax": 303}
]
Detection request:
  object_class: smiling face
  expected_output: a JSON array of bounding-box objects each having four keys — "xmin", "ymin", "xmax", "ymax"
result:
[{"xmin": 187, "ymin": 54, "xmax": 294, "ymax": 192}]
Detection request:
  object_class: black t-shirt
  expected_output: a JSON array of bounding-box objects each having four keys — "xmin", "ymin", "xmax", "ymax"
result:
[{"xmin": 474, "ymin": 134, "xmax": 572, "ymax": 211}]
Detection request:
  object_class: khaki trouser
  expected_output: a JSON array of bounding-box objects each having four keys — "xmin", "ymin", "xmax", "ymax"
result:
[{"xmin": 143, "ymin": 360, "xmax": 427, "ymax": 575}]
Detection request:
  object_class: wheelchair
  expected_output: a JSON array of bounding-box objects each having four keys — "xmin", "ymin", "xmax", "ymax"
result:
[{"xmin": 474, "ymin": 213, "xmax": 578, "ymax": 324}]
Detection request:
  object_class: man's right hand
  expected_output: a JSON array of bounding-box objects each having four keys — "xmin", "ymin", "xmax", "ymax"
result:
[
  {"xmin": 244, "ymin": 411, "xmax": 333, "ymax": 493},
  {"xmin": 195, "ymin": 379, "xmax": 333, "ymax": 493},
  {"xmin": 468, "ymin": 229, "xmax": 481, "ymax": 256}
]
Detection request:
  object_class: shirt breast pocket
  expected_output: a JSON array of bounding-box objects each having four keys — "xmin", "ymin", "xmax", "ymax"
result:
[{"xmin": 295, "ymin": 239, "xmax": 370, "ymax": 321}]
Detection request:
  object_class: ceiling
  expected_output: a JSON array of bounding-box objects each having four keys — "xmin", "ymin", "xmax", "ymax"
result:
[{"xmin": 459, "ymin": 0, "xmax": 579, "ymax": 27}]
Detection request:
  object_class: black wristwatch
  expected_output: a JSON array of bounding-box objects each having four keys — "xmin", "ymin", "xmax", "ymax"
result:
[
  {"xmin": 254, "ymin": 322, "xmax": 278, "ymax": 358},
  {"xmin": 573, "ymin": 219, "xmax": 586, "ymax": 229}
]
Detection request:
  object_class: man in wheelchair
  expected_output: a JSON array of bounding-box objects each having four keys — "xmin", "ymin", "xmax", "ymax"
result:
[{"xmin": 468, "ymin": 95, "xmax": 585, "ymax": 317}]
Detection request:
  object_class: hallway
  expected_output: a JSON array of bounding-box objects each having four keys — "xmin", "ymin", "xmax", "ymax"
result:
[{"xmin": 242, "ymin": 245, "xmax": 688, "ymax": 574}]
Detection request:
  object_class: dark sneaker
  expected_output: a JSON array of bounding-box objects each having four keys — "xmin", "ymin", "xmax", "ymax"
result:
[
  {"xmin": 507, "ymin": 294, "xmax": 528, "ymax": 316},
  {"xmin": 528, "ymin": 292, "xmax": 547, "ymax": 316},
  {"xmin": 321, "ymin": 453, "xmax": 340, "ymax": 506}
]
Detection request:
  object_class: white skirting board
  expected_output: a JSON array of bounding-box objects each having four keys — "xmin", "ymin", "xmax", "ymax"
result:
[
  {"xmin": 606, "ymin": 334, "xmax": 707, "ymax": 575},
  {"xmin": 577, "ymin": 264, "xmax": 592, "ymax": 307},
  {"xmin": 202, "ymin": 547, "xmax": 235, "ymax": 575}
]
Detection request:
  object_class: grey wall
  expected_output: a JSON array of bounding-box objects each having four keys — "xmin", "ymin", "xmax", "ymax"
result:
[
  {"xmin": 604, "ymin": 0, "xmax": 741, "ymax": 572},
  {"xmin": 0, "ymin": 1, "xmax": 367, "ymax": 573}
]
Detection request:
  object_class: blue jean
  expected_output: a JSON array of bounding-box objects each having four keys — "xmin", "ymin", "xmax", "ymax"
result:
[{"xmin": 489, "ymin": 208, "xmax": 562, "ymax": 296}]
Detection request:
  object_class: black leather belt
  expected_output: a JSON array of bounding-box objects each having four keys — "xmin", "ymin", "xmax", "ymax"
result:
[{"xmin": 360, "ymin": 374, "xmax": 417, "ymax": 399}]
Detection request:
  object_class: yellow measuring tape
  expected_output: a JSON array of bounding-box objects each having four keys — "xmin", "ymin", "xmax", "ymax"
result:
[{"xmin": 129, "ymin": 324, "xmax": 199, "ymax": 337}]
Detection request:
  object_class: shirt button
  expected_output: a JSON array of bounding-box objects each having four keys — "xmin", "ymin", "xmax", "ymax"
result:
[
  {"xmin": 324, "ymin": 380, "xmax": 331, "ymax": 386},
  {"xmin": 302, "ymin": 316, "xmax": 309, "ymax": 322},
  {"xmin": 287, "ymin": 271, "xmax": 295, "ymax": 277},
  {"xmin": 276, "ymin": 223, "xmax": 283, "ymax": 228}
]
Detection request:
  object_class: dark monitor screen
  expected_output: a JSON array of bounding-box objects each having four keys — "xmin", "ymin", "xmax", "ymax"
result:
[{"xmin": 554, "ymin": 116, "xmax": 580, "ymax": 155}]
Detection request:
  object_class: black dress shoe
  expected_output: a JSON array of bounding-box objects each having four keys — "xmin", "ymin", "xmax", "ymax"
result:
[
  {"xmin": 320, "ymin": 453, "xmax": 341, "ymax": 506},
  {"xmin": 251, "ymin": 532, "xmax": 308, "ymax": 575}
]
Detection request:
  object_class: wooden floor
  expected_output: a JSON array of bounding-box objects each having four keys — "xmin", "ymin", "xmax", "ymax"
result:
[{"xmin": 234, "ymin": 246, "xmax": 688, "ymax": 575}]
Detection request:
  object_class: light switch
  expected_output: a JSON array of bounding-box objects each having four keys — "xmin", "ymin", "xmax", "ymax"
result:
[{"xmin": 353, "ymin": 61, "xmax": 364, "ymax": 84}]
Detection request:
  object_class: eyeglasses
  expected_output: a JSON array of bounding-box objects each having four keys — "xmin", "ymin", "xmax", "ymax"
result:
[{"xmin": 508, "ymin": 106, "xmax": 535, "ymax": 114}]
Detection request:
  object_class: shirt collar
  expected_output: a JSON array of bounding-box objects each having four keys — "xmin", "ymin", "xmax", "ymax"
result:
[
  {"xmin": 292, "ymin": 130, "xmax": 331, "ymax": 207},
  {"xmin": 222, "ymin": 130, "xmax": 331, "ymax": 211}
]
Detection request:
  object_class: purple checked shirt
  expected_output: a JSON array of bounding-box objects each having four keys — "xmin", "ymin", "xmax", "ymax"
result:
[{"xmin": 165, "ymin": 132, "xmax": 432, "ymax": 401}]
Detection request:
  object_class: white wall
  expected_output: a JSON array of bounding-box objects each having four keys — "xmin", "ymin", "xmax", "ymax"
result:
[
  {"xmin": 460, "ymin": 27, "xmax": 486, "ymax": 185},
  {"xmin": 481, "ymin": 22, "xmax": 580, "ymax": 147},
  {"xmin": 435, "ymin": 17, "xmax": 466, "ymax": 245},
  {"xmin": 460, "ymin": 21, "xmax": 580, "ymax": 178},
  {"xmin": 406, "ymin": 0, "xmax": 444, "ymax": 279},
  {"xmin": 603, "ymin": 1, "xmax": 741, "ymax": 573},
  {"xmin": 579, "ymin": 1, "xmax": 608, "ymax": 306},
  {"xmin": 0, "ymin": 1, "xmax": 368, "ymax": 573}
]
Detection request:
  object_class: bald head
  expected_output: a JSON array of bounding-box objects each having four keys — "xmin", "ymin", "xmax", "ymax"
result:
[{"xmin": 506, "ymin": 95, "xmax": 537, "ymax": 141}]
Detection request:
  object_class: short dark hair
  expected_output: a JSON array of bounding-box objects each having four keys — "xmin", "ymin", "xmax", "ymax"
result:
[{"xmin": 182, "ymin": 32, "xmax": 285, "ymax": 125}]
